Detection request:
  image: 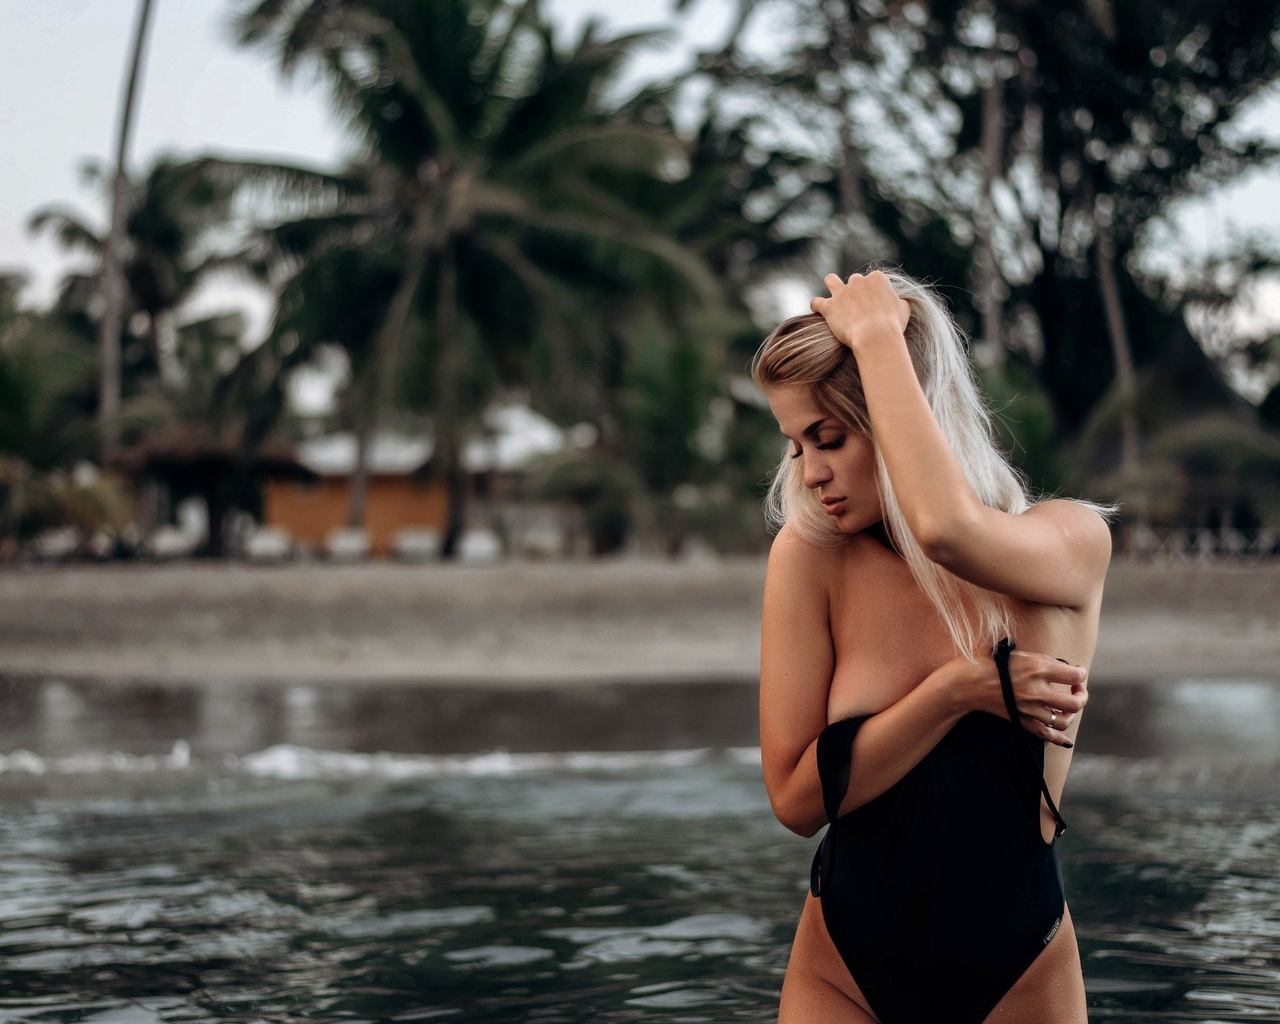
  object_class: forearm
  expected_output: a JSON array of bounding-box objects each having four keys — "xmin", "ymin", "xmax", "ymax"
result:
[
  {"xmin": 852, "ymin": 334, "xmax": 982, "ymax": 553},
  {"xmin": 836, "ymin": 658, "xmax": 969, "ymax": 816},
  {"xmin": 772, "ymin": 658, "xmax": 971, "ymax": 835}
]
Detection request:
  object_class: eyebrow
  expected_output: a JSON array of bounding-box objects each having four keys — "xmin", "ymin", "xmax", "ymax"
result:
[{"xmin": 782, "ymin": 417, "xmax": 830, "ymax": 441}]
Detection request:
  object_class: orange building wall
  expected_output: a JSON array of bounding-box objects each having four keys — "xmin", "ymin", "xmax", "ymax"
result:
[{"xmin": 264, "ymin": 475, "xmax": 448, "ymax": 556}]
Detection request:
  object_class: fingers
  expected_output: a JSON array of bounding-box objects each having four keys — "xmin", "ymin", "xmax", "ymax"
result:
[
  {"xmin": 1010, "ymin": 650, "xmax": 1088, "ymax": 691},
  {"xmin": 1031, "ymin": 703, "xmax": 1078, "ymax": 732},
  {"xmin": 811, "ymin": 270, "xmax": 907, "ymax": 343},
  {"xmin": 1006, "ymin": 651, "xmax": 1088, "ymax": 745},
  {"xmin": 1020, "ymin": 714, "xmax": 1075, "ymax": 748}
]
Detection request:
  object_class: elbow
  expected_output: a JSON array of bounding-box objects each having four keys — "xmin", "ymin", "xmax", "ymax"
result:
[
  {"xmin": 912, "ymin": 508, "xmax": 974, "ymax": 567},
  {"xmin": 779, "ymin": 812, "xmax": 823, "ymax": 839},
  {"xmin": 769, "ymin": 793, "xmax": 824, "ymax": 838}
]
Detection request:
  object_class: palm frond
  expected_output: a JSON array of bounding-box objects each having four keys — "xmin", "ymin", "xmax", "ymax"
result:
[
  {"xmin": 472, "ymin": 230, "xmax": 577, "ymax": 389},
  {"xmin": 27, "ymin": 207, "xmax": 103, "ymax": 255},
  {"xmin": 519, "ymin": 207, "xmax": 723, "ymax": 305},
  {"xmin": 190, "ymin": 156, "xmax": 369, "ymax": 220},
  {"xmin": 507, "ymin": 123, "xmax": 684, "ymax": 176},
  {"xmin": 373, "ymin": 17, "xmax": 460, "ymax": 153}
]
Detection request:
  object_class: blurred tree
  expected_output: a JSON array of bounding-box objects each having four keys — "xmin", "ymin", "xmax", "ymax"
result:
[
  {"xmin": 0, "ymin": 275, "xmax": 133, "ymax": 551},
  {"xmin": 0, "ymin": 276, "xmax": 96, "ymax": 472},
  {"xmin": 232, "ymin": 0, "xmax": 721, "ymax": 555},
  {"xmin": 911, "ymin": 1, "xmax": 1280, "ymax": 421},
  {"xmin": 97, "ymin": 0, "xmax": 158, "ymax": 462},
  {"xmin": 30, "ymin": 154, "xmax": 349, "ymax": 553},
  {"xmin": 29, "ymin": 155, "xmax": 304, "ymax": 441},
  {"xmin": 567, "ymin": 62, "xmax": 828, "ymax": 550},
  {"xmin": 684, "ymin": 0, "xmax": 1280, "ymax": 518}
]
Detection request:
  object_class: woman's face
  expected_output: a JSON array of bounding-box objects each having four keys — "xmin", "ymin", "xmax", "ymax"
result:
[{"xmin": 767, "ymin": 385, "xmax": 882, "ymax": 534}]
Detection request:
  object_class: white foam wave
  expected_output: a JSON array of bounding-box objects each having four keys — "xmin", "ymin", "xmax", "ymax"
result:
[
  {"xmin": 0, "ymin": 741, "xmax": 765, "ymax": 781},
  {"xmin": 0, "ymin": 741, "xmax": 191, "ymax": 776},
  {"xmin": 235, "ymin": 744, "xmax": 745, "ymax": 781}
]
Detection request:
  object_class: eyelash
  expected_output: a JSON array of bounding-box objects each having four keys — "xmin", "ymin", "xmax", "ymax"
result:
[{"xmin": 790, "ymin": 438, "xmax": 844, "ymax": 459}]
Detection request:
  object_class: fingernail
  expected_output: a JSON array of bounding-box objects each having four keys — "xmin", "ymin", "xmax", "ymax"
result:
[{"xmin": 1063, "ymin": 741, "xmax": 1074, "ymax": 749}]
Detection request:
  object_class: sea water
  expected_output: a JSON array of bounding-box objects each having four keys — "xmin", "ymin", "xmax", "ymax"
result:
[{"xmin": 0, "ymin": 676, "xmax": 1277, "ymax": 1023}]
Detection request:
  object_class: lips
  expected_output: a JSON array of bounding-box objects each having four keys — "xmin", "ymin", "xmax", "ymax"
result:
[{"xmin": 821, "ymin": 497, "xmax": 846, "ymax": 515}]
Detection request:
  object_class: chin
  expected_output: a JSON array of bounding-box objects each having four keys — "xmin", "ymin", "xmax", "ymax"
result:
[
  {"xmin": 833, "ymin": 511, "xmax": 884, "ymax": 537},
  {"xmin": 831, "ymin": 511, "xmax": 867, "ymax": 535}
]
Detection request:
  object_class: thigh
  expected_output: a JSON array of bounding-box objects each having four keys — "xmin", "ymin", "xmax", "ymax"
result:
[
  {"xmin": 985, "ymin": 906, "xmax": 1088, "ymax": 1024},
  {"xmin": 779, "ymin": 894, "xmax": 878, "ymax": 1024}
]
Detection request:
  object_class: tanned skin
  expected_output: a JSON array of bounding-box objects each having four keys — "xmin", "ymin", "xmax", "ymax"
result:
[{"xmin": 764, "ymin": 272, "xmax": 1109, "ymax": 1023}]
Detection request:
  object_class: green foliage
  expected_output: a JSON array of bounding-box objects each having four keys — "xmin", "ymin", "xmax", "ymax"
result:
[
  {"xmin": 0, "ymin": 277, "xmax": 97, "ymax": 470},
  {"xmin": 979, "ymin": 362, "xmax": 1063, "ymax": 495},
  {"xmin": 13, "ymin": 0, "xmax": 1280, "ymax": 552},
  {"xmin": 685, "ymin": 0, "xmax": 1280, "ymax": 529},
  {"xmin": 0, "ymin": 276, "xmax": 135, "ymax": 544},
  {"xmin": 230, "ymin": 0, "xmax": 741, "ymax": 551},
  {"xmin": 537, "ymin": 452, "xmax": 642, "ymax": 554}
]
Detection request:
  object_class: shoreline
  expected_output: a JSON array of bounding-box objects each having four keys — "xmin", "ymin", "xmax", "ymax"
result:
[{"xmin": 5, "ymin": 559, "xmax": 1279, "ymax": 688}]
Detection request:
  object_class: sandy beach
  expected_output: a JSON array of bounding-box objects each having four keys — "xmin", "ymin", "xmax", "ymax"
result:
[{"xmin": 0, "ymin": 558, "xmax": 1277, "ymax": 686}]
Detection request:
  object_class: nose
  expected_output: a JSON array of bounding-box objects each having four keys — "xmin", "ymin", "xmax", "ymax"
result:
[{"xmin": 802, "ymin": 450, "xmax": 832, "ymax": 489}]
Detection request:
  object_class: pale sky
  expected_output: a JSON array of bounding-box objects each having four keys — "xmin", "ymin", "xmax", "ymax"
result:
[
  {"xmin": 0, "ymin": 0, "xmax": 737, "ymax": 312},
  {"xmin": 2, "ymin": 0, "xmax": 1278, "ymax": 352}
]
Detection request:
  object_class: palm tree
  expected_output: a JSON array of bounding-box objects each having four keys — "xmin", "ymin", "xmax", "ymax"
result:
[
  {"xmin": 33, "ymin": 153, "xmax": 349, "ymax": 419},
  {"xmin": 0, "ymin": 275, "xmax": 132, "ymax": 551},
  {"xmin": 98, "ymin": 0, "xmax": 159, "ymax": 462},
  {"xmin": 233, "ymin": 0, "xmax": 721, "ymax": 554}
]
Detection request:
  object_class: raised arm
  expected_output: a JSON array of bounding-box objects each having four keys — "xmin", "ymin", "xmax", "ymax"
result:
[
  {"xmin": 760, "ymin": 526, "xmax": 1086, "ymax": 837},
  {"xmin": 810, "ymin": 271, "xmax": 1111, "ymax": 608}
]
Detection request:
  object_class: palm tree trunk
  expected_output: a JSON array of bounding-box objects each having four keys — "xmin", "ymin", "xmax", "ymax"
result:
[
  {"xmin": 975, "ymin": 60, "xmax": 1005, "ymax": 365},
  {"xmin": 1085, "ymin": 177, "xmax": 1139, "ymax": 470},
  {"xmin": 435, "ymin": 246, "xmax": 466, "ymax": 559},
  {"xmin": 99, "ymin": 0, "xmax": 157, "ymax": 463},
  {"xmin": 827, "ymin": 3, "xmax": 866, "ymax": 274},
  {"xmin": 346, "ymin": 416, "xmax": 371, "ymax": 529},
  {"xmin": 345, "ymin": 238, "xmax": 429, "ymax": 529}
]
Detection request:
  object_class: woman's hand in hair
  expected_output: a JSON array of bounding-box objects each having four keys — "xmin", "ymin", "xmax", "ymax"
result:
[
  {"xmin": 955, "ymin": 649, "xmax": 1088, "ymax": 749},
  {"xmin": 810, "ymin": 271, "xmax": 912, "ymax": 354}
]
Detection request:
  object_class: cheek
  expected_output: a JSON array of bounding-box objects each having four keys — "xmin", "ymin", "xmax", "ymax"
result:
[
  {"xmin": 861, "ymin": 447, "xmax": 879, "ymax": 483},
  {"xmin": 848, "ymin": 440, "xmax": 877, "ymax": 485}
]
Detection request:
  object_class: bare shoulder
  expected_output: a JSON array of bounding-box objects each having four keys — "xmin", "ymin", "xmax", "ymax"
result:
[
  {"xmin": 765, "ymin": 523, "xmax": 838, "ymax": 598},
  {"xmin": 769, "ymin": 521, "xmax": 826, "ymax": 568},
  {"xmin": 1024, "ymin": 499, "xmax": 1113, "ymax": 574}
]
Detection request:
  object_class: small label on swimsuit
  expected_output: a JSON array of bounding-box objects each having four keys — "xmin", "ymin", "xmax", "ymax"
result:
[{"xmin": 1043, "ymin": 917, "xmax": 1062, "ymax": 946}]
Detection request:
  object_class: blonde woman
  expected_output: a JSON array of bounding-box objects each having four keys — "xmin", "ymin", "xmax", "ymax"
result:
[{"xmin": 754, "ymin": 270, "xmax": 1110, "ymax": 1023}]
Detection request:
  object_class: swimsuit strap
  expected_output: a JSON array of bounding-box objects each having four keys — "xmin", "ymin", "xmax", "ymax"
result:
[
  {"xmin": 810, "ymin": 716, "xmax": 871, "ymax": 896},
  {"xmin": 817, "ymin": 717, "xmax": 867, "ymax": 824},
  {"xmin": 994, "ymin": 638, "xmax": 1068, "ymax": 838}
]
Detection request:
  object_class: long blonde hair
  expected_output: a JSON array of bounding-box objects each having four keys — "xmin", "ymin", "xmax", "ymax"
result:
[{"xmin": 751, "ymin": 269, "xmax": 1030, "ymax": 656}]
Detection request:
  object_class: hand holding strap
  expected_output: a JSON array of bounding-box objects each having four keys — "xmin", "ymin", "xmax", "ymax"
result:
[{"xmin": 994, "ymin": 638, "xmax": 1068, "ymax": 838}]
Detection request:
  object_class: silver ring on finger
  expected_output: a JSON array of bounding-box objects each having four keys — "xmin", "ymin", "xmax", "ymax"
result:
[{"xmin": 1048, "ymin": 709, "xmax": 1058, "ymax": 729}]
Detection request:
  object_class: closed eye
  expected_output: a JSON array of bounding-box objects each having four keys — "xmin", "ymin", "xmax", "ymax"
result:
[{"xmin": 790, "ymin": 435, "xmax": 845, "ymax": 459}]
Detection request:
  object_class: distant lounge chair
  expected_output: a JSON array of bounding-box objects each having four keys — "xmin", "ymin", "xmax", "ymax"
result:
[
  {"xmin": 244, "ymin": 526, "xmax": 294, "ymax": 563},
  {"xmin": 326, "ymin": 527, "xmax": 370, "ymax": 561},
  {"xmin": 458, "ymin": 528, "xmax": 503, "ymax": 564},
  {"xmin": 32, "ymin": 527, "xmax": 79, "ymax": 562},
  {"xmin": 392, "ymin": 528, "xmax": 441, "ymax": 562},
  {"xmin": 146, "ymin": 525, "xmax": 203, "ymax": 560}
]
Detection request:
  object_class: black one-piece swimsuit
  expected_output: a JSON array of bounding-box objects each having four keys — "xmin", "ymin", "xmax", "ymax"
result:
[{"xmin": 809, "ymin": 639, "xmax": 1069, "ymax": 1024}]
